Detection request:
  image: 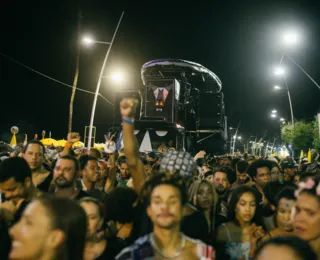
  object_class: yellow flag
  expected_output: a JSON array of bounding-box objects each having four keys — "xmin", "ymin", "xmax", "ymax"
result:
[
  {"xmin": 308, "ymin": 149, "xmax": 312, "ymax": 163},
  {"xmin": 300, "ymin": 150, "xmax": 304, "ymax": 159},
  {"xmin": 10, "ymin": 134, "xmax": 17, "ymax": 147}
]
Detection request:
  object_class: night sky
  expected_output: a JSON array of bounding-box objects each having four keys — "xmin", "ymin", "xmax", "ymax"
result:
[{"xmin": 1, "ymin": 0, "xmax": 319, "ymax": 144}]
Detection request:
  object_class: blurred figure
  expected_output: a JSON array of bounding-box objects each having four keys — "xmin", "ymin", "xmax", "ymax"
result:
[
  {"xmin": 255, "ymin": 236, "xmax": 317, "ymax": 260},
  {"xmin": 9, "ymin": 196, "xmax": 87, "ymax": 260}
]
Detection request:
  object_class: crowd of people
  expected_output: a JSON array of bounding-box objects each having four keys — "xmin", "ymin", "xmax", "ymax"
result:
[{"xmin": 0, "ymin": 97, "xmax": 320, "ymax": 260}]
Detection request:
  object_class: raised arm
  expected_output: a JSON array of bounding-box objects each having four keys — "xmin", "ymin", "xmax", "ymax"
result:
[{"xmin": 120, "ymin": 98, "xmax": 145, "ymax": 193}]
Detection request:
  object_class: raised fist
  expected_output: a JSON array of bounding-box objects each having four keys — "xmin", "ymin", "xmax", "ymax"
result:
[
  {"xmin": 120, "ymin": 98, "xmax": 137, "ymax": 119},
  {"xmin": 67, "ymin": 132, "xmax": 81, "ymax": 144}
]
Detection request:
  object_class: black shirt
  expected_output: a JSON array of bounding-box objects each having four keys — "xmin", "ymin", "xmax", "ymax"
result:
[{"xmin": 36, "ymin": 172, "xmax": 53, "ymax": 192}]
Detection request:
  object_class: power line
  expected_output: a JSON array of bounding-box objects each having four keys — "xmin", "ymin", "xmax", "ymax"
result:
[{"xmin": 0, "ymin": 52, "xmax": 113, "ymax": 105}]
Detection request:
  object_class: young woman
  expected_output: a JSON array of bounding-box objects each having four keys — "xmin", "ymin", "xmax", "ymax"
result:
[
  {"xmin": 268, "ymin": 187, "xmax": 296, "ymax": 238},
  {"xmin": 188, "ymin": 179, "xmax": 218, "ymax": 244},
  {"xmin": 216, "ymin": 186, "xmax": 265, "ymax": 260},
  {"xmin": 293, "ymin": 177, "xmax": 320, "ymax": 258},
  {"xmin": 80, "ymin": 197, "xmax": 109, "ymax": 260},
  {"xmin": 9, "ymin": 196, "xmax": 87, "ymax": 260}
]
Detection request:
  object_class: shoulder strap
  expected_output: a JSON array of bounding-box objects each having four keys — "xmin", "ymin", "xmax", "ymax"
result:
[{"xmin": 221, "ymin": 223, "xmax": 232, "ymax": 241}]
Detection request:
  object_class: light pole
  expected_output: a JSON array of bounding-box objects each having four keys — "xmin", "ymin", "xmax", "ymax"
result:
[
  {"xmin": 85, "ymin": 12, "xmax": 124, "ymax": 149},
  {"xmin": 274, "ymin": 67, "xmax": 295, "ymax": 125},
  {"xmin": 230, "ymin": 121, "xmax": 241, "ymax": 154},
  {"xmin": 280, "ymin": 31, "xmax": 320, "ymax": 91}
]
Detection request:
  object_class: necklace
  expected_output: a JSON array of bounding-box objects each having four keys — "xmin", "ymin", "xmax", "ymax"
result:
[{"xmin": 150, "ymin": 233, "xmax": 186, "ymax": 259}]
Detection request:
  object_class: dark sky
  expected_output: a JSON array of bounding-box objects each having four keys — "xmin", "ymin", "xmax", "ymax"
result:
[{"xmin": 0, "ymin": 0, "xmax": 319, "ymax": 144}]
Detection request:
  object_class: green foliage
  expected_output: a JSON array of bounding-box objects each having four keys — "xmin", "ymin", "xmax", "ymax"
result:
[
  {"xmin": 313, "ymin": 116, "xmax": 320, "ymax": 151},
  {"xmin": 281, "ymin": 120, "xmax": 317, "ymax": 154}
]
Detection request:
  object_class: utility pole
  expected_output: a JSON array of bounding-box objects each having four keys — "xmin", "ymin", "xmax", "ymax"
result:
[{"xmin": 68, "ymin": 10, "xmax": 82, "ymax": 133}]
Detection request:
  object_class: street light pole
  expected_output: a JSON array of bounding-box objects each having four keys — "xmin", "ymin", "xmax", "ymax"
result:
[
  {"xmin": 231, "ymin": 121, "xmax": 241, "ymax": 154},
  {"xmin": 283, "ymin": 53, "xmax": 320, "ymax": 91},
  {"xmin": 284, "ymin": 76, "xmax": 295, "ymax": 125},
  {"xmin": 87, "ymin": 12, "xmax": 124, "ymax": 149},
  {"xmin": 278, "ymin": 56, "xmax": 295, "ymax": 126}
]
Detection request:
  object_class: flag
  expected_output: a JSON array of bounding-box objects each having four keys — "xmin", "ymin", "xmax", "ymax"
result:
[
  {"xmin": 300, "ymin": 150, "xmax": 304, "ymax": 159},
  {"xmin": 307, "ymin": 149, "xmax": 312, "ymax": 163},
  {"xmin": 10, "ymin": 134, "xmax": 17, "ymax": 147}
]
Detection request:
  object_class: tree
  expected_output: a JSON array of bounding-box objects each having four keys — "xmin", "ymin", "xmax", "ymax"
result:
[
  {"xmin": 313, "ymin": 116, "xmax": 320, "ymax": 151},
  {"xmin": 281, "ymin": 121, "xmax": 314, "ymax": 155}
]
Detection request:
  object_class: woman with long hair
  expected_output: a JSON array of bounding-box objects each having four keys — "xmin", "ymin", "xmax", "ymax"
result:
[
  {"xmin": 188, "ymin": 179, "xmax": 218, "ymax": 244},
  {"xmin": 80, "ymin": 197, "xmax": 109, "ymax": 260},
  {"xmin": 216, "ymin": 186, "xmax": 265, "ymax": 260},
  {"xmin": 9, "ymin": 196, "xmax": 87, "ymax": 260}
]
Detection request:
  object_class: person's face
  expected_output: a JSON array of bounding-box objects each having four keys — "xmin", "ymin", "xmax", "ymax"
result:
[
  {"xmin": 254, "ymin": 167, "xmax": 270, "ymax": 187},
  {"xmin": 237, "ymin": 172, "xmax": 250, "ymax": 184},
  {"xmin": 80, "ymin": 202, "xmax": 102, "ymax": 240},
  {"xmin": 201, "ymin": 165, "xmax": 210, "ymax": 175},
  {"xmin": 23, "ymin": 144, "xmax": 44, "ymax": 170},
  {"xmin": 293, "ymin": 193, "xmax": 320, "ymax": 241},
  {"xmin": 220, "ymin": 158, "xmax": 230, "ymax": 166},
  {"xmin": 83, "ymin": 160, "xmax": 100, "ymax": 183},
  {"xmin": 147, "ymin": 184, "xmax": 183, "ymax": 229},
  {"xmin": 284, "ymin": 168, "xmax": 295, "ymax": 181},
  {"xmin": 0, "ymin": 177, "xmax": 30, "ymax": 204},
  {"xmin": 53, "ymin": 158, "xmax": 77, "ymax": 188},
  {"xmin": 9, "ymin": 201, "xmax": 61, "ymax": 260},
  {"xmin": 98, "ymin": 163, "xmax": 106, "ymax": 183},
  {"xmin": 119, "ymin": 163, "xmax": 130, "ymax": 179},
  {"xmin": 213, "ymin": 172, "xmax": 229, "ymax": 193},
  {"xmin": 294, "ymin": 175, "xmax": 300, "ymax": 186},
  {"xmin": 271, "ymin": 167, "xmax": 280, "ymax": 182},
  {"xmin": 255, "ymin": 245, "xmax": 304, "ymax": 260},
  {"xmin": 235, "ymin": 192, "xmax": 256, "ymax": 224},
  {"xmin": 196, "ymin": 182, "xmax": 214, "ymax": 210},
  {"xmin": 276, "ymin": 198, "xmax": 295, "ymax": 232}
]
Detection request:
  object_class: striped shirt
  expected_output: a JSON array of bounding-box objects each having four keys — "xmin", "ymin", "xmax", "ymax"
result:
[{"xmin": 116, "ymin": 233, "xmax": 215, "ymax": 260}]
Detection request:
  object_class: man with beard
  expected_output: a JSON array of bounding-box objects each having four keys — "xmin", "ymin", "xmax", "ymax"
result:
[
  {"xmin": 116, "ymin": 173, "xmax": 215, "ymax": 260},
  {"xmin": 53, "ymin": 155, "xmax": 89, "ymax": 200},
  {"xmin": 0, "ymin": 157, "xmax": 41, "ymax": 224},
  {"xmin": 22, "ymin": 140, "xmax": 52, "ymax": 192},
  {"xmin": 210, "ymin": 168, "xmax": 232, "ymax": 227}
]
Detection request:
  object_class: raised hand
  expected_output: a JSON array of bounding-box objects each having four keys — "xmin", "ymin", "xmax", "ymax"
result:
[
  {"xmin": 67, "ymin": 132, "xmax": 81, "ymax": 144},
  {"xmin": 120, "ymin": 98, "xmax": 137, "ymax": 119}
]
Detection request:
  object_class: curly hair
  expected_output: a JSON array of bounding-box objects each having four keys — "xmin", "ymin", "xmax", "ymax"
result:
[{"xmin": 140, "ymin": 172, "xmax": 188, "ymax": 207}]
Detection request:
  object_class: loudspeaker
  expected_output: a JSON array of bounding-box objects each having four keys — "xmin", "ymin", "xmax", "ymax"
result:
[
  {"xmin": 144, "ymin": 79, "xmax": 180, "ymax": 123},
  {"xmin": 198, "ymin": 92, "xmax": 225, "ymax": 129},
  {"xmin": 114, "ymin": 90, "xmax": 142, "ymax": 125}
]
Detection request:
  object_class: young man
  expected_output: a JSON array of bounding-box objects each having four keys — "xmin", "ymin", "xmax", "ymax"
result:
[
  {"xmin": 0, "ymin": 157, "xmax": 41, "ymax": 224},
  {"xmin": 116, "ymin": 173, "xmax": 215, "ymax": 260},
  {"xmin": 78, "ymin": 155, "xmax": 106, "ymax": 202},
  {"xmin": 53, "ymin": 155, "xmax": 89, "ymax": 200},
  {"xmin": 247, "ymin": 160, "xmax": 272, "ymax": 206}
]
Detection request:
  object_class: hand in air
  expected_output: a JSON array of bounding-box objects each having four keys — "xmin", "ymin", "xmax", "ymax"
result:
[
  {"xmin": 67, "ymin": 132, "xmax": 81, "ymax": 144},
  {"xmin": 120, "ymin": 98, "xmax": 137, "ymax": 119}
]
